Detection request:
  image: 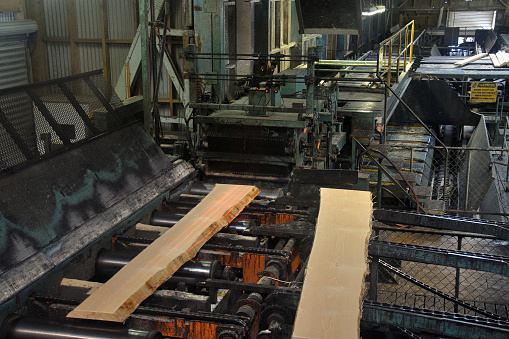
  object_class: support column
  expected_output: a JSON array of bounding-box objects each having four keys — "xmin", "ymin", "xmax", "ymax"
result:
[
  {"xmin": 99, "ymin": 0, "xmax": 111, "ymax": 98},
  {"xmin": 140, "ymin": 0, "xmax": 151, "ymax": 132}
]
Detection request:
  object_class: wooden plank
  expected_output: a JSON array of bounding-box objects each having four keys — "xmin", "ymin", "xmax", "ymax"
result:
[
  {"xmin": 454, "ymin": 53, "xmax": 488, "ymax": 67},
  {"xmin": 496, "ymin": 51, "xmax": 506, "ymax": 67},
  {"xmin": 67, "ymin": 184, "xmax": 259, "ymax": 322},
  {"xmin": 490, "ymin": 54, "xmax": 502, "ymax": 68},
  {"xmin": 292, "ymin": 188, "xmax": 372, "ymax": 339},
  {"xmin": 498, "ymin": 51, "xmax": 509, "ymax": 67}
]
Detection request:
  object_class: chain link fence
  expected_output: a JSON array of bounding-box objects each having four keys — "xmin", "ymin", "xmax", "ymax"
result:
[
  {"xmin": 368, "ymin": 227, "xmax": 509, "ymax": 319},
  {"xmin": 366, "ymin": 143, "xmax": 509, "ymax": 220}
]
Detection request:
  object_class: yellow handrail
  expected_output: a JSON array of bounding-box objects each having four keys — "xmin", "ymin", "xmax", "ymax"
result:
[
  {"xmin": 124, "ymin": 62, "xmax": 131, "ymax": 99},
  {"xmin": 377, "ymin": 20, "xmax": 415, "ymax": 85}
]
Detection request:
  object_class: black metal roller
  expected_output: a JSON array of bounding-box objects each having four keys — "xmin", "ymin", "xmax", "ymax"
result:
[
  {"xmin": 150, "ymin": 210, "xmax": 253, "ymax": 232},
  {"xmin": 95, "ymin": 250, "xmax": 221, "ymax": 284},
  {"xmin": 1, "ymin": 316, "xmax": 162, "ymax": 339}
]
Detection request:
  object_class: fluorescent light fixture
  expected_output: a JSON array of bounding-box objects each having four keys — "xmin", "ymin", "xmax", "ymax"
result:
[{"xmin": 362, "ymin": 5, "xmax": 386, "ymax": 16}]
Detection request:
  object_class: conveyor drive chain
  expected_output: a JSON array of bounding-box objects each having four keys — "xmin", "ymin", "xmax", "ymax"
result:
[
  {"xmin": 372, "ymin": 241, "xmax": 509, "ymax": 263},
  {"xmin": 34, "ymin": 296, "xmax": 251, "ymax": 336},
  {"xmin": 377, "ymin": 259, "xmax": 504, "ymax": 320},
  {"xmin": 114, "ymin": 236, "xmax": 291, "ymax": 259},
  {"xmin": 202, "ymin": 243, "xmax": 291, "ymax": 259},
  {"xmin": 363, "ymin": 300, "xmax": 509, "ymax": 334},
  {"xmin": 393, "ymin": 325, "xmax": 422, "ymax": 339},
  {"xmin": 374, "ymin": 209, "xmax": 509, "ymax": 240},
  {"xmin": 370, "ymin": 240, "xmax": 509, "ymax": 276}
]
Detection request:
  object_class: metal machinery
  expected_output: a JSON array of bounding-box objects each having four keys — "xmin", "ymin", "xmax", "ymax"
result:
[
  {"xmin": 188, "ymin": 49, "xmax": 346, "ymax": 179},
  {"xmin": 2, "ymin": 14, "xmax": 509, "ymax": 339}
]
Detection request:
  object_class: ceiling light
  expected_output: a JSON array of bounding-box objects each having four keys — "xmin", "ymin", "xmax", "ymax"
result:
[{"xmin": 362, "ymin": 5, "xmax": 386, "ymax": 16}]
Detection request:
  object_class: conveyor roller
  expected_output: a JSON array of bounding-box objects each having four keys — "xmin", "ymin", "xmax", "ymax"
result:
[
  {"xmin": 96, "ymin": 250, "xmax": 222, "ymax": 284},
  {"xmin": 1, "ymin": 316, "xmax": 162, "ymax": 339},
  {"xmin": 150, "ymin": 210, "xmax": 254, "ymax": 233}
]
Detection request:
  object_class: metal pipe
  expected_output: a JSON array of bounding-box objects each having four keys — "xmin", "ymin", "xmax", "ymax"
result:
[
  {"xmin": 150, "ymin": 210, "xmax": 253, "ymax": 232},
  {"xmin": 282, "ymin": 237, "xmax": 296, "ymax": 253},
  {"xmin": 1, "ymin": 316, "xmax": 162, "ymax": 339},
  {"xmin": 96, "ymin": 250, "xmax": 221, "ymax": 282},
  {"xmin": 191, "ymin": 73, "xmax": 381, "ymax": 83},
  {"xmin": 187, "ymin": 51, "xmax": 309, "ymax": 59},
  {"xmin": 454, "ymin": 236, "xmax": 463, "ymax": 313},
  {"xmin": 377, "ymin": 161, "xmax": 383, "ymax": 208},
  {"xmin": 189, "ymin": 102, "xmax": 305, "ymax": 113},
  {"xmin": 410, "ymin": 148, "xmax": 414, "ymax": 172},
  {"xmin": 464, "ymin": 150, "xmax": 471, "ymax": 211}
]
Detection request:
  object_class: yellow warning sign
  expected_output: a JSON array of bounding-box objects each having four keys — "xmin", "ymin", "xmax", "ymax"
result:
[{"xmin": 470, "ymin": 82, "xmax": 497, "ymax": 103}]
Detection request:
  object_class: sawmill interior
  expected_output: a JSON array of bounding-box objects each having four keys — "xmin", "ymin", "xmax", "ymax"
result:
[{"xmin": 3, "ymin": 0, "xmax": 509, "ymax": 338}]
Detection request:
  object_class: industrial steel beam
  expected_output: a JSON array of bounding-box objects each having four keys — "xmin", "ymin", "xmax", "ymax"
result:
[
  {"xmin": 369, "ymin": 241, "xmax": 509, "ymax": 277},
  {"xmin": 374, "ymin": 209, "xmax": 509, "ymax": 240},
  {"xmin": 363, "ymin": 300, "xmax": 509, "ymax": 339}
]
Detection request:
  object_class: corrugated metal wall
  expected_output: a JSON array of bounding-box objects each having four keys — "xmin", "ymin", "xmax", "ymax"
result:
[
  {"xmin": 107, "ymin": 0, "xmax": 135, "ymax": 83},
  {"xmin": 161, "ymin": 0, "xmax": 185, "ymax": 131},
  {"xmin": 0, "ymin": 14, "xmax": 36, "ymax": 89},
  {"xmin": 0, "ymin": 12, "xmax": 38, "ymax": 169},
  {"xmin": 0, "ymin": 12, "xmax": 16, "ymax": 21},
  {"xmin": 44, "ymin": 0, "xmax": 71, "ymax": 79},
  {"xmin": 0, "ymin": 41, "xmax": 30, "ymax": 89},
  {"xmin": 76, "ymin": 0, "xmax": 102, "ymax": 76},
  {"xmin": 43, "ymin": 0, "xmax": 135, "ymax": 82}
]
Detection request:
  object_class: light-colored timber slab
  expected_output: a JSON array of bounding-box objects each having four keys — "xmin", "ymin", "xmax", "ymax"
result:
[
  {"xmin": 490, "ymin": 54, "xmax": 502, "ymax": 68},
  {"xmin": 454, "ymin": 52, "xmax": 488, "ymax": 67},
  {"xmin": 67, "ymin": 184, "xmax": 259, "ymax": 322},
  {"xmin": 292, "ymin": 188, "xmax": 372, "ymax": 339}
]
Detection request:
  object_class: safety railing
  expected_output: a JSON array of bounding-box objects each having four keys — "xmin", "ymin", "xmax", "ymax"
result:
[
  {"xmin": 368, "ymin": 226, "xmax": 509, "ymax": 319},
  {"xmin": 376, "ymin": 20, "xmax": 415, "ymax": 85},
  {"xmin": 352, "ymin": 136, "xmax": 421, "ymax": 211},
  {"xmin": 502, "ymin": 117, "xmax": 509, "ymax": 150},
  {"xmin": 501, "ymin": 117, "xmax": 509, "ymax": 181},
  {"xmin": 355, "ymin": 141, "xmax": 509, "ymax": 216}
]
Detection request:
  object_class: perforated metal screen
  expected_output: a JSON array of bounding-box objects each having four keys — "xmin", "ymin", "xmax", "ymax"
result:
[{"xmin": 0, "ymin": 70, "xmax": 130, "ymax": 172}]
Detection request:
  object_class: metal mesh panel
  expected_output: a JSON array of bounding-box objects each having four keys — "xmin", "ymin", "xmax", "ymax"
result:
[
  {"xmin": 0, "ymin": 70, "xmax": 130, "ymax": 172},
  {"xmin": 370, "ymin": 228, "xmax": 509, "ymax": 319},
  {"xmin": 361, "ymin": 143, "xmax": 509, "ymax": 217}
]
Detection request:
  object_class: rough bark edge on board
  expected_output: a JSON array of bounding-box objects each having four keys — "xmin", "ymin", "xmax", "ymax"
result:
[
  {"xmin": 67, "ymin": 184, "xmax": 259, "ymax": 322},
  {"xmin": 291, "ymin": 188, "xmax": 372, "ymax": 339}
]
